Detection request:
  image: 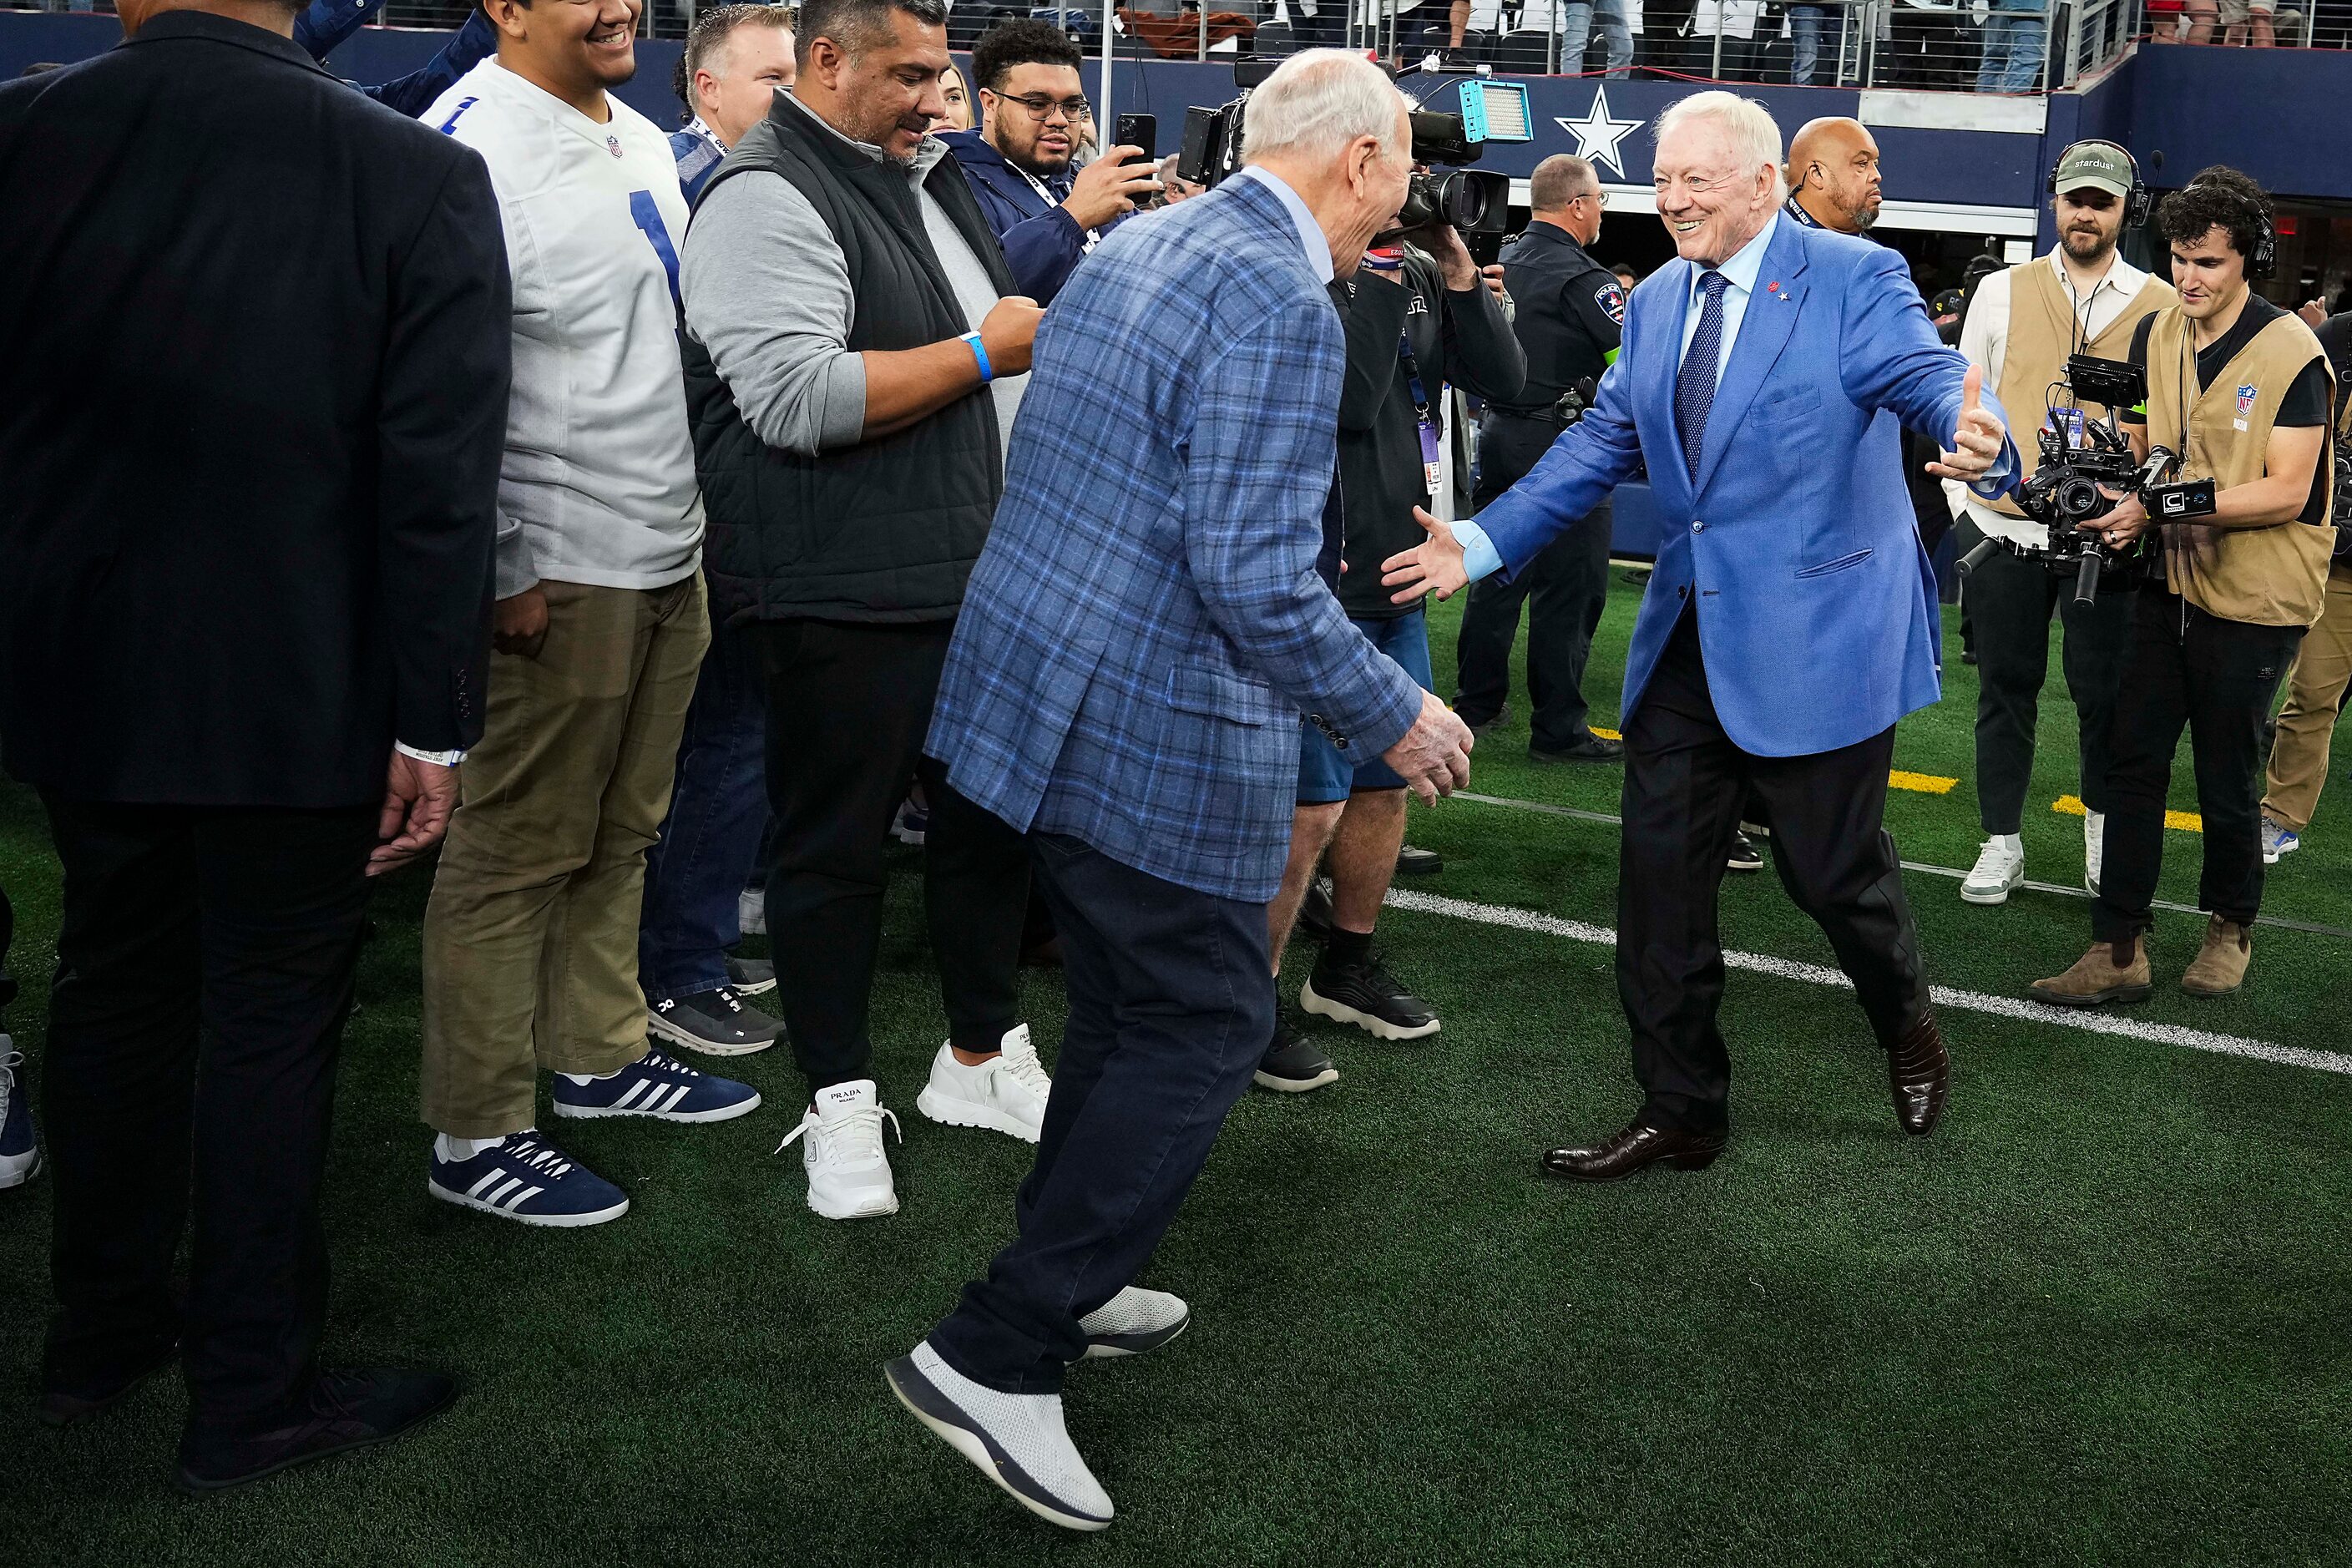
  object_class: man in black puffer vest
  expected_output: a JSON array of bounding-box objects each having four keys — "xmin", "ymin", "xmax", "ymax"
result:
[{"xmin": 679, "ymin": 0, "xmax": 1048, "ymax": 1222}]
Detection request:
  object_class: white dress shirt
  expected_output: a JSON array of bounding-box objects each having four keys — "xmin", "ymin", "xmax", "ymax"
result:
[{"xmin": 1947, "ymin": 246, "xmax": 2152, "ymax": 544}]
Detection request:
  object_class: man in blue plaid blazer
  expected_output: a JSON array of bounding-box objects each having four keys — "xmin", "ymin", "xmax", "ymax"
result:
[{"xmin": 887, "ymin": 52, "xmax": 1473, "ymax": 1532}]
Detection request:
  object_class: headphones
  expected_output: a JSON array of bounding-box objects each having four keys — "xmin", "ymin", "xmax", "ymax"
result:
[
  {"xmin": 2047, "ymin": 139, "xmax": 2152, "ymax": 229},
  {"xmin": 2182, "ymin": 173, "xmax": 2279, "ymax": 280}
]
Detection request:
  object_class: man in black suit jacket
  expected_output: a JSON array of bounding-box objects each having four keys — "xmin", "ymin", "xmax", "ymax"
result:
[{"xmin": 0, "ymin": 0, "xmax": 510, "ymax": 1491}]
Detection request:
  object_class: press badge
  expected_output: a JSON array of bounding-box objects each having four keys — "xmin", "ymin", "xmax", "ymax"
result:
[{"xmin": 1419, "ymin": 418, "xmax": 1444, "ymax": 493}]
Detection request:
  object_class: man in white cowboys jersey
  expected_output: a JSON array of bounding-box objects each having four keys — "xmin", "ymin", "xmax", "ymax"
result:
[{"xmin": 417, "ymin": 0, "xmax": 759, "ymax": 1229}]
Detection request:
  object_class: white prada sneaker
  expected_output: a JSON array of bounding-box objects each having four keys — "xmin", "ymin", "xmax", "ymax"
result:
[
  {"xmin": 2084, "ymin": 810, "xmax": 2106, "ymax": 896},
  {"xmin": 916, "ymin": 1024, "xmax": 1051, "ymax": 1143},
  {"xmin": 1079, "ymin": 1287, "xmax": 1191, "ymax": 1360},
  {"xmin": 1960, "ymin": 835, "xmax": 2025, "ymax": 905},
  {"xmin": 776, "ymin": 1080, "xmax": 900, "ymax": 1221},
  {"xmin": 886, "ymin": 1342, "xmax": 1113, "ymax": 1532}
]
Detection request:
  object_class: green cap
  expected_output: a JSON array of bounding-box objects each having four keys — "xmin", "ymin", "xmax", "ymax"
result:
[{"xmin": 2055, "ymin": 141, "xmax": 2135, "ymax": 201}]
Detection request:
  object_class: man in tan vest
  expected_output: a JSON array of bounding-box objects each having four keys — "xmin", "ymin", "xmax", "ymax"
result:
[
  {"xmin": 2031, "ymin": 168, "xmax": 2334, "ymax": 1006},
  {"xmin": 2257, "ymin": 311, "xmax": 2352, "ymax": 865},
  {"xmin": 1949, "ymin": 141, "xmax": 2176, "ymax": 908}
]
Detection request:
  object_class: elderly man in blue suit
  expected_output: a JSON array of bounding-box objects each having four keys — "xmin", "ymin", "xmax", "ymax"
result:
[
  {"xmin": 883, "ymin": 50, "xmax": 1474, "ymax": 1532},
  {"xmin": 1388, "ymin": 90, "xmax": 2017, "ymax": 1181}
]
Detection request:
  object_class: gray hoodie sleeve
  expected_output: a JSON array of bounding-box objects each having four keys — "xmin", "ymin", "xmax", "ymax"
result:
[{"xmin": 680, "ymin": 169, "xmax": 869, "ymax": 457}]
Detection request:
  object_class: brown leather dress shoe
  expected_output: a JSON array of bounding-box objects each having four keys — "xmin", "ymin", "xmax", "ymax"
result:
[
  {"xmin": 1540, "ymin": 1121, "xmax": 1726, "ymax": 1181},
  {"xmin": 1886, "ymin": 1010, "xmax": 1950, "ymax": 1137}
]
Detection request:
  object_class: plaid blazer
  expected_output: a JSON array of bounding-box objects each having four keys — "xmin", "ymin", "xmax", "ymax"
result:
[{"xmin": 927, "ymin": 174, "xmax": 1424, "ymax": 903}]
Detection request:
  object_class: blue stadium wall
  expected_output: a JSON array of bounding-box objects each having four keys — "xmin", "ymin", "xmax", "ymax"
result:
[{"xmin": 6, "ymin": 11, "xmax": 2348, "ymax": 231}]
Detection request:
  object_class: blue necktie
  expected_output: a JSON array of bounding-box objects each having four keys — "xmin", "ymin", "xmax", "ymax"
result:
[{"xmin": 1677, "ymin": 270, "xmax": 1732, "ymax": 478}]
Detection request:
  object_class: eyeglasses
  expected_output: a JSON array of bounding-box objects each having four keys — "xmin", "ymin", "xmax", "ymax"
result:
[
  {"xmin": 1569, "ymin": 190, "xmax": 1607, "ymax": 209},
  {"xmin": 993, "ymin": 92, "xmax": 1094, "ymax": 124}
]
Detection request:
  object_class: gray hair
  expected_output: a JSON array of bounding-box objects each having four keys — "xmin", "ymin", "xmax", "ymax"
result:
[
  {"xmin": 1240, "ymin": 48, "xmax": 1407, "ymax": 164},
  {"xmin": 1656, "ymin": 89, "xmax": 1786, "ymax": 203}
]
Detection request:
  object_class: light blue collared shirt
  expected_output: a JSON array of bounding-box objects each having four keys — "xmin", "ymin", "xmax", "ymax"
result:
[{"xmin": 1233, "ymin": 164, "xmax": 1334, "ymax": 285}]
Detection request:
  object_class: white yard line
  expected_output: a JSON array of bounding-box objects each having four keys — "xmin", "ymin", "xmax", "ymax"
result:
[{"xmin": 1382, "ymin": 887, "xmax": 2349, "ymax": 1077}]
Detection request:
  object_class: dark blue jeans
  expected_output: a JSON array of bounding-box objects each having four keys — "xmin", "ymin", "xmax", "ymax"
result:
[
  {"xmin": 929, "ymin": 832, "xmax": 1272, "ymax": 1394},
  {"xmin": 638, "ymin": 622, "xmax": 767, "ymax": 999}
]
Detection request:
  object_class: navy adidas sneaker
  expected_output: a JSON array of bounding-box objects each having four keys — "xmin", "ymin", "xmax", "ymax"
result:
[
  {"xmin": 551, "ymin": 1048, "xmax": 761, "ymax": 1123},
  {"xmin": 0, "ymin": 1040, "xmax": 39, "ymax": 1190},
  {"xmin": 427, "ymin": 1132, "xmax": 628, "ymax": 1227}
]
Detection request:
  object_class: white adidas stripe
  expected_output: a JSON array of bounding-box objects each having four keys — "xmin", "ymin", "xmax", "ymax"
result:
[
  {"xmin": 614, "ymin": 1080, "xmax": 651, "ymax": 1110},
  {"xmin": 502, "ymin": 1184, "xmax": 543, "ymax": 1210},
  {"xmin": 467, "ymin": 1169, "xmax": 505, "ymax": 1200}
]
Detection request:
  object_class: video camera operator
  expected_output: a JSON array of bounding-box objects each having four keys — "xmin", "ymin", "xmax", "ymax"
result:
[
  {"xmin": 1453, "ymin": 154, "xmax": 1625, "ymax": 769},
  {"xmin": 1257, "ymin": 169, "xmax": 1527, "ymax": 1091},
  {"xmin": 2031, "ymin": 167, "xmax": 2334, "ymax": 1008},
  {"xmin": 2257, "ymin": 306, "xmax": 2352, "ymax": 865},
  {"xmin": 1949, "ymin": 141, "xmax": 2177, "ymax": 907}
]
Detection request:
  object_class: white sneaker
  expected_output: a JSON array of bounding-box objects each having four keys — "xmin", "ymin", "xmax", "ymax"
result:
[
  {"xmin": 916, "ymin": 1024, "xmax": 1051, "ymax": 1143},
  {"xmin": 2084, "ymin": 810, "xmax": 2105, "ymax": 896},
  {"xmin": 1960, "ymin": 835, "xmax": 2025, "ymax": 905},
  {"xmin": 776, "ymin": 1080, "xmax": 900, "ymax": 1220},
  {"xmin": 886, "ymin": 1341, "xmax": 1113, "ymax": 1532},
  {"xmin": 1080, "ymin": 1286, "xmax": 1191, "ymax": 1360}
]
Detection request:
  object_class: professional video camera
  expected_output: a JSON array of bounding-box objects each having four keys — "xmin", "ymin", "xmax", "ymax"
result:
[
  {"xmin": 1959, "ymin": 353, "xmax": 2215, "ymax": 606},
  {"xmin": 1176, "ymin": 67, "xmax": 1528, "ymax": 241}
]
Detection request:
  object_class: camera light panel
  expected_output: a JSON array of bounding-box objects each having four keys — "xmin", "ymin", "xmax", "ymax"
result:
[{"xmin": 1455, "ymin": 80, "xmax": 1532, "ymax": 144}]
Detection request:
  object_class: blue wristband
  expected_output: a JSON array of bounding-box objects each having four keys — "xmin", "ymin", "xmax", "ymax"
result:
[{"xmin": 962, "ymin": 330, "xmax": 994, "ymax": 384}]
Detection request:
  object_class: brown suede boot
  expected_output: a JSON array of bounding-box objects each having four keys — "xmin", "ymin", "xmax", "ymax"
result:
[
  {"xmin": 2027, "ymin": 936, "xmax": 2152, "ymax": 1007},
  {"xmin": 2180, "ymin": 915, "xmax": 2253, "ymax": 998}
]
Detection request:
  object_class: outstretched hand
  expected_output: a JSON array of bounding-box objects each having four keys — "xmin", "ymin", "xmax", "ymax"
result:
[
  {"xmin": 1380, "ymin": 507, "xmax": 1470, "ymax": 604},
  {"xmin": 1928, "ymin": 364, "xmax": 2006, "ymax": 482}
]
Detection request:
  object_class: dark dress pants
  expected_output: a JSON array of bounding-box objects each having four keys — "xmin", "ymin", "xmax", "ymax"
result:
[
  {"xmin": 929, "ymin": 832, "xmax": 1273, "ymax": 1394},
  {"xmin": 753, "ymin": 619, "xmax": 1029, "ymax": 1093},
  {"xmin": 1960, "ymin": 518, "xmax": 2137, "ymax": 835},
  {"xmin": 39, "ymin": 797, "xmax": 377, "ymax": 1429},
  {"xmin": 1457, "ymin": 412, "xmax": 1616, "ymax": 751},
  {"xmin": 1619, "ymin": 609, "xmax": 1928, "ymax": 1133},
  {"xmin": 2093, "ymin": 590, "xmax": 2303, "ymax": 942}
]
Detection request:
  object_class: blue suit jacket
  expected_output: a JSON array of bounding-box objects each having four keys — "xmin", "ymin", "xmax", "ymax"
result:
[
  {"xmin": 1475, "ymin": 219, "xmax": 2016, "ymax": 758},
  {"xmin": 927, "ymin": 175, "xmax": 1425, "ymax": 903}
]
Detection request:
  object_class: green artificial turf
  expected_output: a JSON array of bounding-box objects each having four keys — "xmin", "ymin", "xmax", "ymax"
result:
[{"xmin": 4, "ymin": 584, "xmax": 2349, "ymax": 1566}]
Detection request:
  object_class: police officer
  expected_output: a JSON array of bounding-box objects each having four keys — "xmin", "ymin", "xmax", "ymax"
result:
[{"xmin": 1453, "ymin": 154, "xmax": 1626, "ymax": 766}]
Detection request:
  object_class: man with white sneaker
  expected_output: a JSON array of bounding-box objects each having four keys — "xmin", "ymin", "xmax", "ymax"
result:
[
  {"xmin": 1948, "ymin": 141, "xmax": 2176, "ymax": 906},
  {"xmin": 887, "ymin": 51, "xmax": 1470, "ymax": 1530},
  {"xmin": 416, "ymin": 0, "xmax": 760, "ymax": 1228},
  {"xmin": 680, "ymin": 0, "xmax": 1046, "ymax": 1222}
]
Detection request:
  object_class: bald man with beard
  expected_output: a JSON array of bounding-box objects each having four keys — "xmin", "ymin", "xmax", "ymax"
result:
[{"xmin": 1783, "ymin": 117, "xmax": 1882, "ymax": 235}]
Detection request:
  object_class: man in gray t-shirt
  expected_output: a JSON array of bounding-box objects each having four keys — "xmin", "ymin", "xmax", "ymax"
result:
[{"xmin": 677, "ymin": 0, "xmax": 1047, "ymax": 1227}]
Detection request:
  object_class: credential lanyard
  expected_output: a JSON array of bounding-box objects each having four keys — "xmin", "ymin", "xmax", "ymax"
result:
[{"xmin": 1399, "ymin": 331, "xmax": 1443, "ymax": 494}]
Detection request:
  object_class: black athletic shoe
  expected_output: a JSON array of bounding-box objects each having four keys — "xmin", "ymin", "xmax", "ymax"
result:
[
  {"xmin": 1253, "ymin": 1018, "xmax": 1338, "ymax": 1093},
  {"xmin": 1529, "ymin": 734, "xmax": 1624, "ymax": 765},
  {"xmin": 1458, "ymin": 702, "xmax": 1510, "ymax": 736},
  {"xmin": 647, "ymin": 985, "xmax": 781, "ymax": 1057},
  {"xmin": 1727, "ymin": 830, "xmax": 1764, "ymax": 873},
  {"xmin": 1394, "ymin": 844, "xmax": 1443, "ymax": 877},
  {"xmin": 38, "ymin": 1337, "xmax": 179, "ymax": 1429},
  {"xmin": 176, "ymin": 1367, "xmax": 456, "ymax": 1494},
  {"xmin": 1296, "ymin": 881, "xmax": 1335, "ymax": 943},
  {"xmin": 724, "ymin": 956, "xmax": 776, "ymax": 997},
  {"xmin": 1300, "ymin": 952, "xmax": 1441, "ymax": 1041}
]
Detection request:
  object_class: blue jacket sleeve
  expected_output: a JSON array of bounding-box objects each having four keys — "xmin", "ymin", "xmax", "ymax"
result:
[
  {"xmin": 363, "ymin": 9, "xmax": 498, "ymax": 118},
  {"xmin": 995, "ymin": 205, "xmax": 1088, "ymax": 303},
  {"xmin": 1181, "ymin": 300, "xmax": 1424, "ymax": 755},
  {"xmin": 1839, "ymin": 247, "xmax": 2020, "ymax": 494},
  {"xmin": 294, "ymin": 0, "xmax": 380, "ymax": 60},
  {"xmin": 1471, "ymin": 347, "xmax": 1646, "ymax": 579}
]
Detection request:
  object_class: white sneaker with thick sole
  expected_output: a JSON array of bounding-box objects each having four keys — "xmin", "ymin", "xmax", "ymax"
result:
[
  {"xmin": 1961, "ymin": 835, "xmax": 2025, "ymax": 905},
  {"xmin": 885, "ymin": 1342, "xmax": 1113, "ymax": 1532},
  {"xmin": 2084, "ymin": 810, "xmax": 2105, "ymax": 896},
  {"xmin": 916, "ymin": 1024, "xmax": 1050, "ymax": 1143},
  {"xmin": 776, "ymin": 1079, "xmax": 900, "ymax": 1220},
  {"xmin": 1079, "ymin": 1287, "xmax": 1190, "ymax": 1360}
]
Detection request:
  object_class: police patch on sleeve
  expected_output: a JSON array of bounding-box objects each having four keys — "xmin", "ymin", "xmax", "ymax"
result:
[{"xmin": 1595, "ymin": 281, "xmax": 1626, "ymax": 326}]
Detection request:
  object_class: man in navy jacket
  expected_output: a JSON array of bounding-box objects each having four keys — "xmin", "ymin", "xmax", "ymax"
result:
[{"xmin": 941, "ymin": 18, "xmax": 1155, "ymax": 303}]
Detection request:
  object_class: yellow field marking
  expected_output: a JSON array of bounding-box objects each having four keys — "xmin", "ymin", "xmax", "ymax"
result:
[
  {"xmin": 2054, "ymin": 793, "xmax": 2203, "ymax": 833},
  {"xmin": 1889, "ymin": 770, "xmax": 1959, "ymax": 795}
]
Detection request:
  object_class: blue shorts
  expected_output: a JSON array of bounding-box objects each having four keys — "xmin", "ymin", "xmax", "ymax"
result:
[{"xmin": 1297, "ymin": 609, "xmax": 1433, "ymax": 805}]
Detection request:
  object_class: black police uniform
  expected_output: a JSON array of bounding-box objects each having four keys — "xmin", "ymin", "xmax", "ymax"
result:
[{"xmin": 1454, "ymin": 220, "xmax": 1626, "ymax": 755}]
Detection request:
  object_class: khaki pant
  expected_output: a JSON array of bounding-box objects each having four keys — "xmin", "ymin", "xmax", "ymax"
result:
[
  {"xmin": 2262, "ymin": 567, "xmax": 2352, "ymax": 832},
  {"xmin": 421, "ymin": 576, "xmax": 710, "ymax": 1137}
]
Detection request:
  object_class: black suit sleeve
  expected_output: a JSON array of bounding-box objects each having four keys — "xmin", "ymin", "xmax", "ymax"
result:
[{"xmin": 375, "ymin": 151, "xmax": 513, "ymax": 753}]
